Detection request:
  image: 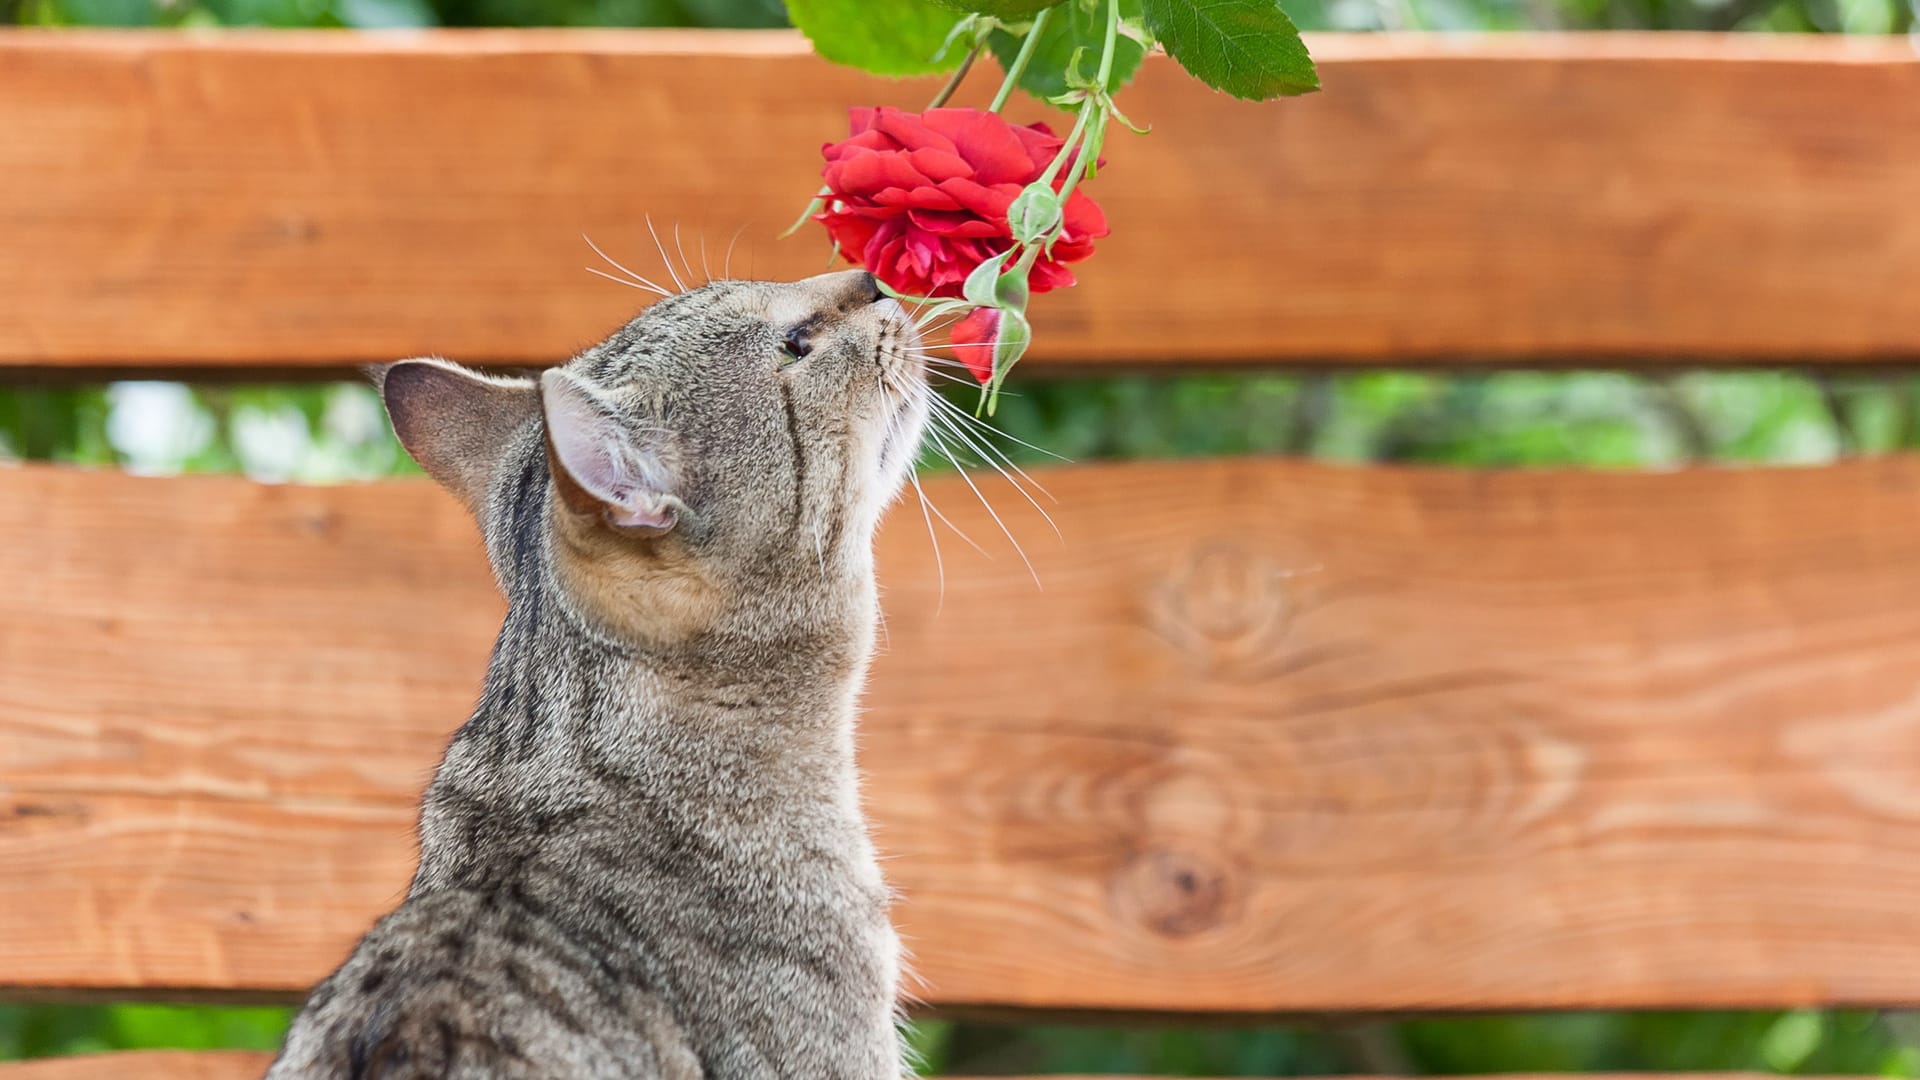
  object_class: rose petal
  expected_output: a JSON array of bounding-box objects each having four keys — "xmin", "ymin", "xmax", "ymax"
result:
[
  {"xmin": 870, "ymin": 185, "xmax": 965, "ymax": 212},
  {"xmin": 872, "ymin": 107, "xmax": 958, "ymax": 155},
  {"xmin": 825, "ymin": 151, "xmax": 936, "ymax": 199},
  {"xmin": 923, "ymin": 108, "xmax": 1041, "ymax": 185},
  {"xmin": 1027, "ymin": 261, "xmax": 1077, "ymax": 293},
  {"xmin": 1061, "ymin": 189, "xmax": 1110, "ymax": 241},
  {"xmin": 905, "ymin": 147, "xmax": 973, "ymax": 183},
  {"xmin": 908, "ymin": 208, "xmax": 1005, "ymax": 239},
  {"xmin": 1009, "ymin": 123, "xmax": 1065, "ymax": 171},
  {"xmin": 949, "ymin": 307, "xmax": 1001, "ymax": 383},
  {"xmin": 934, "ymin": 177, "xmax": 1018, "ymax": 222}
]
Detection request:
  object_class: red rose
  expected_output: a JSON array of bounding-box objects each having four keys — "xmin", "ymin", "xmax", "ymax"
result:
[
  {"xmin": 816, "ymin": 106, "xmax": 1109, "ymax": 299},
  {"xmin": 948, "ymin": 307, "xmax": 1002, "ymax": 383}
]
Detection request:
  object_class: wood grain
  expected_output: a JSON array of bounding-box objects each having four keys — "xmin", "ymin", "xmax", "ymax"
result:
[
  {"xmin": 0, "ymin": 1052, "xmax": 273, "ymax": 1079},
  {"xmin": 3, "ymin": 31, "xmax": 1920, "ymax": 372},
  {"xmin": 5, "ymin": 458, "xmax": 1920, "ymax": 1012}
]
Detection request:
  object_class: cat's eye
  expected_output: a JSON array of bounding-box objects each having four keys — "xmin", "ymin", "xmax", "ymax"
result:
[{"xmin": 781, "ymin": 326, "xmax": 813, "ymax": 363}]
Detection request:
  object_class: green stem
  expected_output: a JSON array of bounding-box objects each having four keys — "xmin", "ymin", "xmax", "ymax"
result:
[
  {"xmin": 988, "ymin": 6, "xmax": 1052, "ymax": 113},
  {"xmin": 1054, "ymin": 104, "xmax": 1103, "ymax": 204},
  {"xmin": 1035, "ymin": 100, "xmax": 1094, "ymax": 189},
  {"xmin": 927, "ymin": 43, "xmax": 982, "ymax": 109},
  {"xmin": 1013, "ymin": 239, "xmax": 1044, "ymax": 278},
  {"xmin": 1096, "ymin": 0, "xmax": 1120, "ymax": 87},
  {"xmin": 1032, "ymin": 0, "xmax": 1120, "ymax": 234}
]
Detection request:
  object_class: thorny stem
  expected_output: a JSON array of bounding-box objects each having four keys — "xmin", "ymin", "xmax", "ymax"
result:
[{"xmin": 988, "ymin": 6, "xmax": 1052, "ymax": 112}]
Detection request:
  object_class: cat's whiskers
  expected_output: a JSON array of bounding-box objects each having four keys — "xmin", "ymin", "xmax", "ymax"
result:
[
  {"xmin": 722, "ymin": 223, "xmax": 749, "ymax": 282},
  {"xmin": 923, "ymin": 424, "xmax": 1040, "ymax": 588},
  {"xmin": 902, "ymin": 351, "xmax": 987, "ymax": 373},
  {"xmin": 928, "ymin": 390, "xmax": 1067, "ymax": 461},
  {"xmin": 585, "ymin": 265, "xmax": 670, "ymax": 297},
  {"xmin": 927, "ymin": 392, "xmax": 1063, "ymax": 472},
  {"xmin": 906, "ymin": 469, "xmax": 946, "ymax": 613},
  {"xmin": 903, "ymin": 344, "xmax": 991, "ymax": 364},
  {"xmin": 925, "ymin": 406, "xmax": 1061, "ymax": 540},
  {"xmin": 926, "ymin": 394, "xmax": 1063, "ymax": 514},
  {"xmin": 645, "ymin": 214, "xmax": 689, "ymax": 293},
  {"xmin": 582, "ymin": 233, "xmax": 673, "ymax": 297},
  {"xmin": 872, "ymin": 365, "xmax": 949, "ymax": 613},
  {"xmin": 911, "ymin": 463, "xmax": 986, "ymax": 557},
  {"xmin": 922, "ymin": 368, "xmax": 985, "ymax": 389},
  {"xmin": 672, "ymin": 222, "xmax": 701, "ymax": 288}
]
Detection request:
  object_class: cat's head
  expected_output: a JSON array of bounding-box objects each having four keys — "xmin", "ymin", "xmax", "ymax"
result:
[{"xmin": 378, "ymin": 269, "xmax": 928, "ymax": 645}]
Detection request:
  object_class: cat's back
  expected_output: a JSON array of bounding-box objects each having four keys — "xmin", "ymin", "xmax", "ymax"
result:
[{"xmin": 266, "ymin": 887, "xmax": 703, "ymax": 1080}]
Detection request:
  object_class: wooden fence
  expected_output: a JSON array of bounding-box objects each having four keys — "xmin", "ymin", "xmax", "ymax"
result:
[{"xmin": 2, "ymin": 29, "xmax": 1919, "ymax": 1078}]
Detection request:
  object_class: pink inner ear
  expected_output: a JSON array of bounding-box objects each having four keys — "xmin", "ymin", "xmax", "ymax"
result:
[
  {"xmin": 606, "ymin": 497, "xmax": 673, "ymax": 531},
  {"xmin": 542, "ymin": 369, "xmax": 676, "ymax": 530}
]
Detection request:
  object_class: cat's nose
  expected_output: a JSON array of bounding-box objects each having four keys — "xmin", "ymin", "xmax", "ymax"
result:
[
  {"xmin": 807, "ymin": 268, "xmax": 884, "ymax": 310},
  {"xmin": 838, "ymin": 269, "xmax": 883, "ymax": 306}
]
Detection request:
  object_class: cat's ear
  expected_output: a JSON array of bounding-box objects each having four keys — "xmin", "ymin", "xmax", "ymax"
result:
[
  {"xmin": 541, "ymin": 368, "xmax": 683, "ymax": 537},
  {"xmin": 377, "ymin": 359, "xmax": 540, "ymax": 513}
]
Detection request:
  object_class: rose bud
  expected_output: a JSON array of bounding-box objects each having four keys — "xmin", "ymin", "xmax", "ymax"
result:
[{"xmin": 949, "ymin": 307, "xmax": 1003, "ymax": 384}]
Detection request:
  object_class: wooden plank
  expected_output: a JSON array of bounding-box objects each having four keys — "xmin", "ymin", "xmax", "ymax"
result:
[
  {"xmin": 4, "ymin": 457, "xmax": 1920, "ymax": 1013},
  {"xmin": 3, "ymin": 31, "xmax": 1920, "ymax": 372},
  {"xmin": 0, "ymin": 1052, "xmax": 273, "ymax": 1080}
]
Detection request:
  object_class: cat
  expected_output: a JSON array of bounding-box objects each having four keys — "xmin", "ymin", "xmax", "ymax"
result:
[{"xmin": 265, "ymin": 268, "xmax": 928, "ymax": 1079}]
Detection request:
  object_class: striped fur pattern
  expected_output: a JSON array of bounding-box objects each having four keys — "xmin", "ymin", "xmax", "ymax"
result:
[{"xmin": 266, "ymin": 270, "xmax": 928, "ymax": 1079}]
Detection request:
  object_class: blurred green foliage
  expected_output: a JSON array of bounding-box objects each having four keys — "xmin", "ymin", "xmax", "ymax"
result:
[
  {"xmin": 7, "ymin": 0, "xmax": 1920, "ymax": 1071},
  {"xmin": 6, "ymin": 370, "xmax": 1918, "ymax": 480},
  {"xmin": 0, "ymin": 1004, "xmax": 292, "ymax": 1060}
]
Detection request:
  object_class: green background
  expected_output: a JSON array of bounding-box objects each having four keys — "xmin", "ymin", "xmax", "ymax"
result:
[{"xmin": 5, "ymin": 0, "xmax": 1920, "ymax": 1072}]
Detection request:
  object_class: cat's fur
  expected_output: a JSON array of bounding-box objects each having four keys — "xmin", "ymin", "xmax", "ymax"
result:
[{"xmin": 266, "ymin": 269, "xmax": 928, "ymax": 1080}]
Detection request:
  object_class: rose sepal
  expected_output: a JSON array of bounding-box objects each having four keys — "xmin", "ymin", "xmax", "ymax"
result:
[{"xmin": 984, "ymin": 307, "xmax": 1033, "ymax": 414}]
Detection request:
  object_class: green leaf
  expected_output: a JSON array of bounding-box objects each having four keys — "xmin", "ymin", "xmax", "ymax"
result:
[
  {"xmin": 787, "ymin": 0, "xmax": 966, "ymax": 76},
  {"xmin": 927, "ymin": 0, "xmax": 1060, "ymax": 15},
  {"xmin": 1142, "ymin": 0, "xmax": 1317, "ymax": 100},
  {"xmin": 988, "ymin": 0, "xmax": 1146, "ymax": 104}
]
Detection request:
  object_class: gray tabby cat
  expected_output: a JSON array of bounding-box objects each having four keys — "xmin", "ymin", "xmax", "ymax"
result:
[{"xmin": 266, "ymin": 269, "xmax": 927, "ymax": 1079}]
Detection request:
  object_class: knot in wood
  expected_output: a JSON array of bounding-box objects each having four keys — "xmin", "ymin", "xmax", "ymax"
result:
[{"xmin": 1111, "ymin": 847, "xmax": 1235, "ymax": 939}]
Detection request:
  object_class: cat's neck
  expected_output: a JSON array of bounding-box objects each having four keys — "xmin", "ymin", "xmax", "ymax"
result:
[{"xmin": 406, "ymin": 558, "xmax": 876, "ymax": 896}]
